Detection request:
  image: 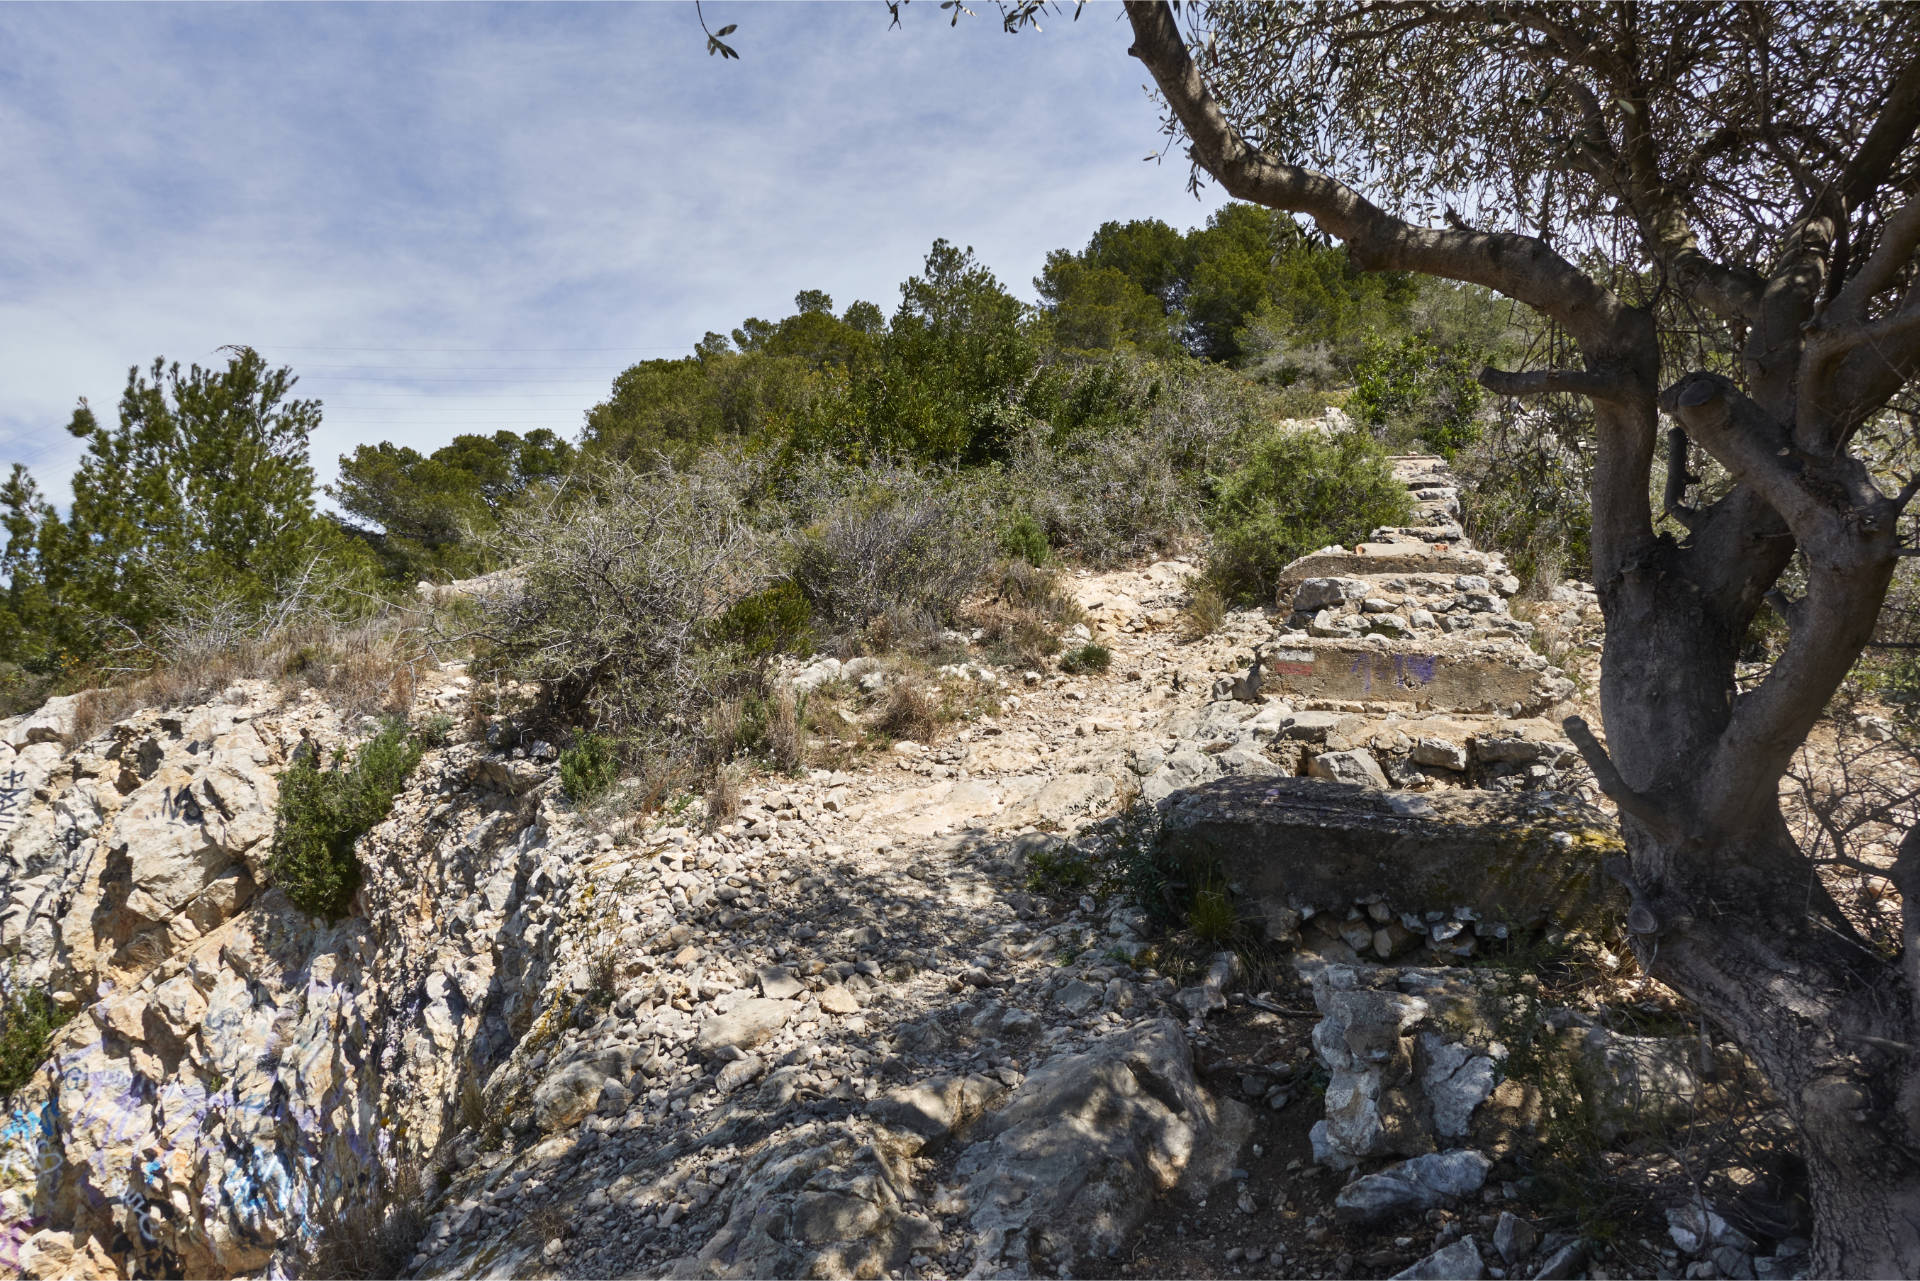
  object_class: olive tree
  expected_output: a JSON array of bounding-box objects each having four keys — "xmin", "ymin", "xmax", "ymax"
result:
[{"xmin": 1112, "ymin": 2, "xmax": 1920, "ymax": 1271}]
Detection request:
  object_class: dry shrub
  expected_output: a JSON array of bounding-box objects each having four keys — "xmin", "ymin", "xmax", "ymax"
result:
[
  {"xmin": 302, "ymin": 1159, "xmax": 431, "ymax": 1281},
  {"xmin": 705, "ymin": 765, "xmax": 742, "ymax": 828},
  {"xmin": 482, "ymin": 461, "xmax": 759, "ymax": 759},
  {"xmin": 704, "ymin": 697, "xmax": 745, "ymax": 769},
  {"xmin": 992, "ymin": 560, "xmax": 1085, "ymax": 626},
  {"xmin": 64, "ymin": 602, "xmax": 433, "ymax": 747},
  {"xmin": 871, "ymin": 682, "xmax": 941, "ymax": 744},
  {"xmin": 999, "ymin": 356, "xmax": 1260, "ymax": 566},
  {"xmin": 1183, "ymin": 584, "xmax": 1228, "ymax": 640},
  {"xmin": 785, "ymin": 458, "xmax": 993, "ymax": 642},
  {"xmin": 969, "ymin": 560, "xmax": 1085, "ymax": 669},
  {"xmin": 765, "ymin": 684, "xmax": 805, "ymax": 774}
]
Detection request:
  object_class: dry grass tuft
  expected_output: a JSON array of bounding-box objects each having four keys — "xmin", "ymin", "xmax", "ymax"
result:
[
  {"xmin": 765, "ymin": 683, "xmax": 805, "ymax": 774},
  {"xmin": 66, "ymin": 606, "xmax": 436, "ymax": 747},
  {"xmin": 301, "ymin": 1159, "xmax": 432, "ymax": 1281},
  {"xmin": 704, "ymin": 764, "xmax": 742, "ymax": 828},
  {"xmin": 871, "ymin": 681, "xmax": 942, "ymax": 744},
  {"xmin": 1182, "ymin": 584, "xmax": 1228, "ymax": 641}
]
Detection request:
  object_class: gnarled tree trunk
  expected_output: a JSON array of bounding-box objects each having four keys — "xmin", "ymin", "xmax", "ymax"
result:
[{"xmin": 1116, "ymin": 2, "xmax": 1920, "ymax": 1272}]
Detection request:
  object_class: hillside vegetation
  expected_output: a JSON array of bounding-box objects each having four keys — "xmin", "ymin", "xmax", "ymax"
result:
[{"xmin": 0, "ymin": 205, "xmax": 1577, "ymax": 798}]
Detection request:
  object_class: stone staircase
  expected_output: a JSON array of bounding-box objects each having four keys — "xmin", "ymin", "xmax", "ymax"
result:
[{"xmin": 1165, "ymin": 454, "xmax": 1617, "ymax": 966}]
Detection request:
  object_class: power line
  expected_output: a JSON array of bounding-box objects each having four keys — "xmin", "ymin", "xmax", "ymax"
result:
[{"xmin": 265, "ymin": 345, "xmax": 687, "ymax": 353}]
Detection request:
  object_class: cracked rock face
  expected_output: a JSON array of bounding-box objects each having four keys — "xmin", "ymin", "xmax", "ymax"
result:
[{"xmin": 0, "ymin": 675, "xmax": 586, "ymax": 1277}]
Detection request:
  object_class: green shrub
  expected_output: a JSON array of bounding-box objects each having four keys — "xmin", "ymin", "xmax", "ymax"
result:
[
  {"xmin": 1456, "ymin": 411, "xmax": 1592, "ymax": 592},
  {"xmin": 1025, "ymin": 844, "xmax": 1096, "ymax": 896},
  {"xmin": 560, "ymin": 732, "xmax": 621, "ymax": 804},
  {"xmin": 709, "ymin": 579, "xmax": 814, "ymax": 660},
  {"xmin": 1059, "ymin": 643, "xmax": 1112, "ymax": 675},
  {"xmin": 0, "ymin": 985, "xmax": 70, "ymax": 1096},
  {"xmin": 998, "ymin": 513, "xmax": 1050, "ymax": 566},
  {"xmin": 269, "ymin": 722, "xmax": 425, "ymax": 920},
  {"xmin": 1351, "ymin": 333, "xmax": 1485, "ymax": 458},
  {"xmin": 1203, "ymin": 427, "xmax": 1413, "ymax": 604},
  {"xmin": 1187, "ymin": 877, "xmax": 1238, "ymax": 944}
]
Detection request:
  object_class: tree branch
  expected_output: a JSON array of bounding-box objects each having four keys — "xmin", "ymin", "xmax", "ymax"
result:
[
  {"xmin": 1563, "ymin": 715, "xmax": 1684, "ymax": 844},
  {"xmin": 1478, "ymin": 365, "xmax": 1627, "ymax": 402},
  {"xmin": 1839, "ymin": 50, "xmax": 1920, "ymax": 212},
  {"xmin": 1830, "ymin": 198, "xmax": 1920, "ymax": 325},
  {"xmin": 1122, "ymin": 0, "xmax": 1638, "ymax": 351},
  {"xmin": 1664, "ymin": 425, "xmax": 1699, "ymax": 518}
]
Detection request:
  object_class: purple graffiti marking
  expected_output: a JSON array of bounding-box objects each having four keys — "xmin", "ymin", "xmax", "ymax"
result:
[
  {"xmin": 0, "ymin": 1211, "xmax": 44, "ymax": 1269},
  {"xmin": 1348, "ymin": 654, "xmax": 1374, "ymax": 695},
  {"xmin": 1394, "ymin": 653, "xmax": 1438, "ymax": 688},
  {"xmin": 0, "ymin": 769, "xmax": 25, "ymax": 830}
]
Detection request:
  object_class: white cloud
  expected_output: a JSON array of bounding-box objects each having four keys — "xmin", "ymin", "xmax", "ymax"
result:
[{"xmin": 0, "ymin": 1, "xmax": 1226, "ymax": 501}]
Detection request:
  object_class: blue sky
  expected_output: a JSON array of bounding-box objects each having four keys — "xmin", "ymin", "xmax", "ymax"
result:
[{"xmin": 0, "ymin": 1, "xmax": 1226, "ymax": 501}]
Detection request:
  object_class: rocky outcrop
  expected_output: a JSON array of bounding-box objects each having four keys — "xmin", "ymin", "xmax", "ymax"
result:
[{"xmin": 0, "ymin": 675, "xmax": 588, "ymax": 1277}]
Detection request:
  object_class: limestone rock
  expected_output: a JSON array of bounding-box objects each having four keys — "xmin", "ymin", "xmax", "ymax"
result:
[
  {"xmin": 695, "ymin": 998, "xmax": 795, "ymax": 1054},
  {"xmin": 533, "ymin": 1062, "xmax": 610, "ymax": 1130},
  {"xmin": 1333, "ymin": 1149, "xmax": 1491, "ymax": 1225},
  {"xmin": 1159, "ymin": 777, "xmax": 1623, "ymax": 937},
  {"xmin": 1309, "ymin": 748, "xmax": 1389, "ymax": 789},
  {"xmin": 953, "ymin": 1018, "xmax": 1248, "ymax": 1277},
  {"xmin": 1392, "ymin": 1235, "xmax": 1485, "ymax": 1280},
  {"xmin": 1493, "ymin": 1210, "xmax": 1539, "ymax": 1264},
  {"xmin": 7, "ymin": 694, "xmax": 80, "ymax": 750}
]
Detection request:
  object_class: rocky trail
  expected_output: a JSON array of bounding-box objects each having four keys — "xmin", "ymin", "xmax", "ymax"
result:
[{"xmin": 0, "ymin": 457, "xmax": 1812, "ymax": 1281}]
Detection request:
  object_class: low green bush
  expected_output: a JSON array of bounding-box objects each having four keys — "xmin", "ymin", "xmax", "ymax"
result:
[
  {"xmin": 1025, "ymin": 844, "xmax": 1096, "ymax": 896},
  {"xmin": 998, "ymin": 512, "xmax": 1050, "ymax": 566},
  {"xmin": 1203, "ymin": 426, "xmax": 1413, "ymax": 604},
  {"xmin": 1351, "ymin": 333, "xmax": 1485, "ymax": 458},
  {"xmin": 269, "ymin": 722, "xmax": 426, "ymax": 920},
  {"xmin": 1059, "ymin": 643, "xmax": 1112, "ymax": 675},
  {"xmin": 1456, "ymin": 413, "xmax": 1593, "ymax": 593},
  {"xmin": 560, "ymin": 731, "xmax": 621, "ymax": 804},
  {"xmin": 708, "ymin": 580, "xmax": 814, "ymax": 660},
  {"xmin": 0, "ymin": 985, "xmax": 70, "ymax": 1096}
]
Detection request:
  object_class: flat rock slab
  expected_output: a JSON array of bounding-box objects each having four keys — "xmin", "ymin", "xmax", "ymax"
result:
[
  {"xmin": 695, "ymin": 998, "xmax": 795, "ymax": 1055},
  {"xmin": 1260, "ymin": 639, "xmax": 1564, "ymax": 714},
  {"xmin": 1335, "ymin": 1149, "xmax": 1492, "ymax": 1225},
  {"xmin": 1278, "ymin": 546, "xmax": 1492, "ymax": 587},
  {"xmin": 1158, "ymin": 776, "xmax": 1623, "ymax": 934}
]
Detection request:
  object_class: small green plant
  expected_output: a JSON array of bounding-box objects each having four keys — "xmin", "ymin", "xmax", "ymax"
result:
[
  {"xmin": 1187, "ymin": 875, "xmax": 1238, "ymax": 943},
  {"xmin": 560, "ymin": 731, "xmax": 621, "ymax": 804},
  {"xmin": 269, "ymin": 722, "xmax": 425, "ymax": 920},
  {"xmin": 998, "ymin": 512, "xmax": 1050, "ymax": 566},
  {"xmin": 0, "ymin": 985, "xmax": 71, "ymax": 1096},
  {"xmin": 1202, "ymin": 425, "xmax": 1413, "ymax": 604},
  {"xmin": 1058, "ymin": 643, "xmax": 1112, "ymax": 675},
  {"xmin": 1025, "ymin": 845, "xmax": 1096, "ymax": 896},
  {"xmin": 1350, "ymin": 333, "xmax": 1485, "ymax": 458},
  {"xmin": 709, "ymin": 580, "xmax": 814, "ymax": 660}
]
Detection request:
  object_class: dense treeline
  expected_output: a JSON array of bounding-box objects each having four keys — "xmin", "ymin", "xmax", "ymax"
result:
[{"xmin": 0, "ymin": 204, "xmax": 1561, "ymax": 716}]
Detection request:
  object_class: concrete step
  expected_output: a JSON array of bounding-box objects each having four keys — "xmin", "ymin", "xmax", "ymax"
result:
[
  {"xmin": 1157, "ymin": 775, "xmax": 1623, "ymax": 945},
  {"xmin": 1258, "ymin": 637, "xmax": 1572, "ymax": 717}
]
